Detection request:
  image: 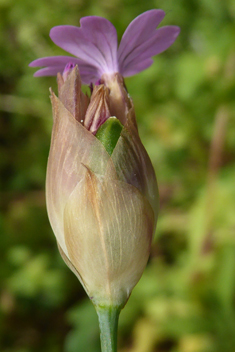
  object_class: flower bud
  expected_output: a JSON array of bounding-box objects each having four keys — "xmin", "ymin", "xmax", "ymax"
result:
[
  {"xmin": 84, "ymin": 84, "xmax": 110, "ymax": 134},
  {"xmin": 46, "ymin": 65, "xmax": 158, "ymax": 307}
]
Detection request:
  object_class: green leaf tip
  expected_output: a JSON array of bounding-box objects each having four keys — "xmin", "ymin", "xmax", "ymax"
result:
[{"xmin": 96, "ymin": 117, "xmax": 123, "ymax": 155}]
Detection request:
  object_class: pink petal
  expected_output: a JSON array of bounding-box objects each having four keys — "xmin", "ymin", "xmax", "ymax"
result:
[
  {"xmin": 79, "ymin": 16, "xmax": 118, "ymax": 73},
  {"xmin": 120, "ymin": 26, "xmax": 180, "ymax": 75},
  {"xmin": 33, "ymin": 67, "xmax": 65, "ymax": 77},
  {"xmin": 29, "ymin": 56, "xmax": 80, "ymax": 67},
  {"xmin": 29, "ymin": 56, "xmax": 100, "ymax": 83},
  {"xmin": 50, "ymin": 17, "xmax": 118, "ymax": 75},
  {"xmin": 118, "ymin": 9, "xmax": 180, "ymax": 76},
  {"xmin": 118, "ymin": 10, "xmax": 165, "ymax": 63},
  {"xmin": 120, "ymin": 58, "xmax": 153, "ymax": 77}
]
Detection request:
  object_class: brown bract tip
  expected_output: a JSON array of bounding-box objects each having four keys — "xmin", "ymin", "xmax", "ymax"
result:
[{"xmin": 57, "ymin": 65, "xmax": 89, "ymax": 124}]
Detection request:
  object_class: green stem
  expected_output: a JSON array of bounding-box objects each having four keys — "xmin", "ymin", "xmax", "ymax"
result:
[{"xmin": 96, "ymin": 305, "xmax": 121, "ymax": 352}]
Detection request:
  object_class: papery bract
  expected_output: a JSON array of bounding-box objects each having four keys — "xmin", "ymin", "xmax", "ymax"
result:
[{"xmin": 46, "ymin": 66, "xmax": 158, "ymax": 306}]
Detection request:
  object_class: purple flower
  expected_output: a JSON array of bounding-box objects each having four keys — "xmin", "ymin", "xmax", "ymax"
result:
[{"xmin": 29, "ymin": 9, "xmax": 180, "ymax": 84}]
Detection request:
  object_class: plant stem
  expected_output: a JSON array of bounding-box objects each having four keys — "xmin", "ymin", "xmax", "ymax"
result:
[{"xmin": 96, "ymin": 305, "xmax": 121, "ymax": 352}]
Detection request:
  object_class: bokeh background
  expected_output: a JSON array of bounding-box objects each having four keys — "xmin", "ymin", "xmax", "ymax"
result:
[{"xmin": 1, "ymin": 0, "xmax": 235, "ymax": 351}]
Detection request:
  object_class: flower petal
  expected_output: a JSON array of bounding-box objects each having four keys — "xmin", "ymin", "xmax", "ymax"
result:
[
  {"xmin": 50, "ymin": 17, "xmax": 118, "ymax": 75},
  {"xmin": 120, "ymin": 26, "xmax": 180, "ymax": 76},
  {"xmin": 118, "ymin": 9, "xmax": 180, "ymax": 76},
  {"xmin": 64, "ymin": 169, "xmax": 154, "ymax": 306},
  {"xmin": 33, "ymin": 66, "xmax": 66, "ymax": 77},
  {"xmin": 79, "ymin": 16, "xmax": 118, "ymax": 73},
  {"xmin": 29, "ymin": 56, "xmax": 100, "ymax": 83},
  {"xmin": 119, "ymin": 58, "xmax": 153, "ymax": 77},
  {"xmin": 118, "ymin": 10, "xmax": 165, "ymax": 63},
  {"xmin": 29, "ymin": 56, "xmax": 80, "ymax": 67}
]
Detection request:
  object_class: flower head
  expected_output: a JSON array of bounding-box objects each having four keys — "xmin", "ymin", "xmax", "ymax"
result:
[{"xmin": 29, "ymin": 9, "xmax": 180, "ymax": 84}]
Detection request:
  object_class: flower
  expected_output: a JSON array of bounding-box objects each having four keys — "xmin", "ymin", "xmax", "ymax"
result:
[
  {"xmin": 30, "ymin": 9, "xmax": 180, "ymax": 308},
  {"xmin": 46, "ymin": 64, "xmax": 159, "ymax": 307},
  {"xmin": 29, "ymin": 9, "xmax": 180, "ymax": 84}
]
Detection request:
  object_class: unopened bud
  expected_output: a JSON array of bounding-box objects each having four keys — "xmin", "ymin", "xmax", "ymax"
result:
[{"xmin": 84, "ymin": 85, "xmax": 111, "ymax": 134}]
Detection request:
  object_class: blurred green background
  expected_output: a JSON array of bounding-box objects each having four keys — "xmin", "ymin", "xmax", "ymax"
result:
[{"xmin": 1, "ymin": 0, "xmax": 235, "ymax": 351}]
